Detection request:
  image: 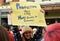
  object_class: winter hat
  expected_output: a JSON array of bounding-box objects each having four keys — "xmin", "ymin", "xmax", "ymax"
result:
[
  {"xmin": 44, "ymin": 23, "xmax": 60, "ymax": 41},
  {"xmin": 21, "ymin": 26, "xmax": 33, "ymax": 38},
  {"xmin": 22, "ymin": 26, "xmax": 33, "ymax": 34}
]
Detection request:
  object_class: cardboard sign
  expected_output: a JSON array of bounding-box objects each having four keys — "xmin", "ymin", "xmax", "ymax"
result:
[{"xmin": 10, "ymin": 2, "xmax": 46, "ymax": 26}]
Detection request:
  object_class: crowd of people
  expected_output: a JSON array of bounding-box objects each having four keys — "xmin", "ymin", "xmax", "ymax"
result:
[{"xmin": 0, "ymin": 23, "xmax": 60, "ymax": 41}]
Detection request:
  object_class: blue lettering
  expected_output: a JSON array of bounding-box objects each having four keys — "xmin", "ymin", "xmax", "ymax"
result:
[
  {"xmin": 16, "ymin": 3, "xmax": 20, "ymax": 9},
  {"xmin": 18, "ymin": 16, "xmax": 24, "ymax": 20}
]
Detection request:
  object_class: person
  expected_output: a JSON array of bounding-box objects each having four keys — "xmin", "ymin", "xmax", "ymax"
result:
[
  {"xmin": 13, "ymin": 26, "xmax": 21, "ymax": 41},
  {"xmin": 20, "ymin": 26, "xmax": 45, "ymax": 41},
  {"xmin": 44, "ymin": 23, "xmax": 60, "ymax": 41},
  {"xmin": 21, "ymin": 26, "xmax": 33, "ymax": 41},
  {"xmin": 41, "ymin": 27, "xmax": 46, "ymax": 41},
  {"xmin": 0, "ymin": 25, "xmax": 10, "ymax": 41},
  {"xmin": 7, "ymin": 25, "xmax": 14, "ymax": 41},
  {"xmin": 37, "ymin": 27, "xmax": 46, "ymax": 41},
  {"xmin": 2, "ymin": 24, "xmax": 14, "ymax": 41}
]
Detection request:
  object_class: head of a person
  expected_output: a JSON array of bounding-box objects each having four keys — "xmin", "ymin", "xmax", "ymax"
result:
[
  {"xmin": 22, "ymin": 26, "xmax": 33, "ymax": 40},
  {"xmin": 41, "ymin": 27, "xmax": 46, "ymax": 36},
  {"xmin": 0, "ymin": 25, "xmax": 10, "ymax": 41},
  {"xmin": 44, "ymin": 23, "xmax": 60, "ymax": 41}
]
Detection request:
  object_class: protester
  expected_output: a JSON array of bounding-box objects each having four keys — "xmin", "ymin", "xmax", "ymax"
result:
[
  {"xmin": 36, "ymin": 27, "xmax": 46, "ymax": 41},
  {"xmin": 21, "ymin": 26, "xmax": 33, "ymax": 41},
  {"xmin": 13, "ymin": 26, "xmax": 21, "ymax": 41},
  {"xmin": 41, "ymin": 27, "xmax": 46, "ymax": 41},
  {"xmin": 7, "ymin": 25, "xmax": 14, "ymax": 41},
  {"xmin": 0, "ymin": 26, "xmax": 10, "ymax": 41},
  {"xmin": 44, "ymin": 23, "xmax": 60, "ymax": 41},
  {"xmin": 2, "ymin": 24, "xmax": 14, "ymax": 41}
]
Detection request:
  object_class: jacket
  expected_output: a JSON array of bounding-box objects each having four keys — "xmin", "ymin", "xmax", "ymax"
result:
[{"xmin": 8, "ymin": 31, "xmax": 14, "ymax": 41}]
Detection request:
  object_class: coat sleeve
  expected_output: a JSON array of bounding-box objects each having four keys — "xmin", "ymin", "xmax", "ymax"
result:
[
  {"xmin": 16, "ymin": 32, "xmax": 22, "ymax": 41},
  {"xmin": 33, "ymin": 28, "xmax": 42, "ymax": 40}
]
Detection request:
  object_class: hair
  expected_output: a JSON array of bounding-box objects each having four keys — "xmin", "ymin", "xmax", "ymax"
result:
[
  {"xmin": 0, "ymin": 26, "xmax": 10, "ymax": 41},
  {"xmin": 44, "ymin": 23, "xmax": 60, "ymax": 41},
  {"xmin": 21, "ymin": 26, "xmax": 33, "ymax": 41}
]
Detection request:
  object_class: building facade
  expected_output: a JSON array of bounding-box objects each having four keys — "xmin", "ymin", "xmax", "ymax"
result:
[
  {"xmin": 42, "ymin": 4, "xmax": 60, "ymax": 25},
  {"xmin": 0, "ymin": 0, "xmax": 19, "ymax": 4},
  {"xmin": 0, "ymin": 0, "xmax": 4, "ymax": 4},
  {"xmin": 0, "ymin": 6, "xmax": 10, "ymax": 25}
]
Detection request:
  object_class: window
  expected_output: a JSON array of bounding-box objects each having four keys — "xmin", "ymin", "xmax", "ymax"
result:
[
  {"xmin": 1, "ymin": 12, "xmax": 9, "ymax": 14},
  {"xmin": 46, "ymin": 18, "xmax": 60, "ymax": 25},
  {"xmin": 27, "ymin": 0, "xmax": 35, "ymax": 2},
  {"xmin": 46, "ymin": 19, "xmax": 55, "ymax": 25},
  {"xmin": 56, "ymin": 18, "xmax": 60, "ymax": 23},
  {"xmin": 1, "ymin": 18, "xmax": 8, "ymax": 26},
  {"xmin": 42, "ymin": 0, "xmax": 51, "ymax": 1}
]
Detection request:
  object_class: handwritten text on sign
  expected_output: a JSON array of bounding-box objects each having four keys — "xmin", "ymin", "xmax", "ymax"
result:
[
  {"xmin": 16, "ymin": 3, "xmax": 37, "ymax": 10},
  {"xmin": 18, "ymin": 10, "xmax": 37, "ymax": 22},
  {"xmin": 10, "ymin": 2, "xmax": 46, "ymax": 26}
]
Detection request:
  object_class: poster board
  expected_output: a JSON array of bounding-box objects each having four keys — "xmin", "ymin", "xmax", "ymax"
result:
[{"xmin": 10, "ymin": 2, "xmax": 46, "ymax": 26}]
